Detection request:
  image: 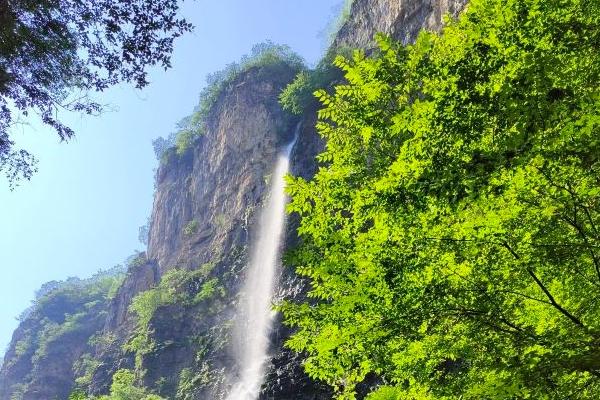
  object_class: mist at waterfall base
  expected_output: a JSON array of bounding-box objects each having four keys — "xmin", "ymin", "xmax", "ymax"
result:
[{"xmin": 226, "ymin": 131, "xmax": 299, "ymax": 400}]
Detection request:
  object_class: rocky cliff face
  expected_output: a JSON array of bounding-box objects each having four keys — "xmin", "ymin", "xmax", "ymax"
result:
[
  {"xmin": 334, "ymin": 0, "xmax": 467, "ymax": 48},
  {"xmin": 147, "ymin": 64, "xmax": 298, "ymax": 274},
  {"xmin": 87, "ymin": 61, "xmax": 302, "ymax": 399},
  {"xmin": 0, "ymin": 271, "xmax": 124, "ymax": 400},
  {"xmin": 0, "ymin": 1, "xmax": 469, "ymax": 399}
]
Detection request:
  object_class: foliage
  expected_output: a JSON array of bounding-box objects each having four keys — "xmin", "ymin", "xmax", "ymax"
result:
[
  {"xmin": 88, "ymin": 331, "xmax": 118, "ymax": 351},
  {"xmin": 364, "ymin": 387, "xmax": 406, "ymax": 400},
  {"xmin": 138, "ymin": 218, "xmax": 151, "ymax": 247},
  {"xmin": 279, "ymin": 67, "xmax": 337, "ymax": 115},
  {"xmin": 281, "ymin": 0, "xmax": 600, "ymax": 398},
  {"xmin": 279, "ymin": 48, "xmax": 350, "ymax": 115},
  {"xmin": 31, "ymin": 312, "xmax": 87, "ymax": 365},
  {"xmin": 99, "ymin": 369, "xmax": 164, "ymax": 400},
  {"xmin": 152, "ymin": 137, "xmax": 172, "ymax": 162},
  {"xmin": 6, "ymin": 268, "xmax": 125, "ymax": 372},
  {"xmin": 154, "ymin": 41, "xmax": 305, "ymax": 159},
  {"xmin": 174, "ymin": 128, "xmax": 198, "ymax": 156},
  {"xmin": 279, "ymin": 70, "xmax": 312, "ymax": 115},
  {"xmin": 319, "ymin": 0, "xmax": 356, "ymax": 49},
  {"xmin": 175, "ymin": 368, "xmax": 200, "ymax": 400},
  {"xmin": 194, "ymin": 278, "xmax": 224, "ymax": 303},
  {"xmin": 34, "ymin": 268, "xmax": 125, "ymax": 310},
  {"xmin": 73, "ymin": 353, "xmax": 101, "ymax": 389},
  {"xmin": 68, "ymin": 390, "xmax": 87, "ymax": 400},
  {"xmin": 0, "ymin": 0, "xmax": 192, "ymax": 187},
  {"xmin": 197, "ymin": 261, "xmax": 216, "ymax": 278},
  {"xmin": 125, "ymin": 252, "xmax": 147, "ymax": 273},
  {"xmin": 70, "ymin": 369, "xmax": 165, "ymax": 400},
  {"xmin": 125, "ymin": 268, "xmax": 223, "ymax": 369},
  {"xmin": 183, "ymin": 219, "xmax": 199, "ymax": 236},
  {"xmin": 13, "ymin": 336, "xmax": 33, "ymax": 358},
  {"xmin": 125, "ymin": 284, "xmax": 174, "ymax": 368}
]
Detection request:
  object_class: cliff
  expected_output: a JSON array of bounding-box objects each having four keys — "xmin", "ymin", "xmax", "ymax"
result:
[
  {"xmin": 87, "ymin": 61, "xmax": 303, "ymax": 399},
  {"xmin": 333, "ymin": 0, "xmax": 467, "ymax": 48},
  {"xmin": 0, "ymin": 1, "xmax": 468, "ymax": 399},
  {"xmin": 0, "ymin": 271, "xmax": 124, "ymax": 400},
  {"xmin": 147, "ymin": 63, "xmax": 298, "ymax": 274}
]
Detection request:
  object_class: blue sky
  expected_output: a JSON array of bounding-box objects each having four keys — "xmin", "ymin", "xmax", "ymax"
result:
[{"xmin": 0, "ymin": 0, "xmax": 342, "ymax": 355}]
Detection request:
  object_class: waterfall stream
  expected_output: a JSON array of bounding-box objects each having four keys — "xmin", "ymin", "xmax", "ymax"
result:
[{"xmin": 226, "ymin": 129, "xmax": 299, "ymax": 400}]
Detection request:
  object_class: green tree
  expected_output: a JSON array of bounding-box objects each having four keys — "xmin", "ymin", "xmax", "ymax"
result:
[
  {"xmin": 70, "ymin": 369, "xmax": 165, "ymax": 400},
  {"xmin": 281, "ymin": 0, "xmax": 600, "ymax": 398},
  {"xmin": 99, "ymin": 369, "xmax": 162, "ymax": 400},
  {"xmin": 0, "ymin": 0, "xmax": 192, "ymax": 186}
]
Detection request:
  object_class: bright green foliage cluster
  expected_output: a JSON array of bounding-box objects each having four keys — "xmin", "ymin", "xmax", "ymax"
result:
[
  {"xmin": 279, "ymin": 70, "xmax": 313, "ymax": 114},
  {"xmin": 281, "ymin": 0, "xmax": 600, "ymax": 398},
  {"xmin": 125, "ymin": 268, "xmax": 224, "ymax": 369},
  {"xmin": 176, "ymin": 368, "xmax": 202, "ymax": 400},
  {"xmin": 194, "ymin": 278, "xmax": 225, "ymax": 303},
  {"xmin": 33, "ymin": 270, "xmax": 125, "ymax": 312},
  {"xmin": 196, "ymin": 261, "xmax": 216, "ymax": 277},
  {"xmin": 69, "ymin": 369, "xmax": 164, "ymax": 400},
  {"xmin": 279, "ymin": 47, "xmax": 353, "ymax": 115},
  {"xmin": 280, "ymin": 64, "xmax": 341, "ymax": 115}
]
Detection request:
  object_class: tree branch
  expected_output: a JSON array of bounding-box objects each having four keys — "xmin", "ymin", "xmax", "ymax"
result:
[{"xmin": 501, "ymin": 241, "xmax": 588, "ymax": 329}]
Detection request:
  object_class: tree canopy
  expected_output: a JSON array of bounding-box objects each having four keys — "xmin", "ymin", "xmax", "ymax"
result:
[
  {"xmin": 0, "ymin": 0, "xmax": 192, "ymax": 186},
  {"xmin": 280, "ymin": 0, "xmax": 600, "ymax": 398}
]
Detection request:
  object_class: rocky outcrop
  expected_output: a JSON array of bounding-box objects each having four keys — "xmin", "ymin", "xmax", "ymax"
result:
[
  {"xmin": 21, "ymin": 309, "xmax": 105, "ymax": 400},
  {"xmin": 147, "ymin": 64, "xmax": 298, "ymax": 274},
  {"xmin": 87, "ymin": 256, "xmax": 159, "ymax": 395},
  {"xmin": 104, "ymin": 256, "xmax": 159, "ymax": 332},
  {"xmin": 0, "ymin": 271, "xmax": 123, "ymax": 400},
  {"xmin": 334, "ymin": 0, "xmax": 468, "ymax": 48}
]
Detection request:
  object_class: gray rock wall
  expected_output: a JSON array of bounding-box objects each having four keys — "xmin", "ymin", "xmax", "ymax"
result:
[
  {"xmin": 334, "ymin": 0, "xmax": 468, "ymax": 48},
  {"xmin": 147, "ymin": 65, "xmax": 298, "ymax": 275}
]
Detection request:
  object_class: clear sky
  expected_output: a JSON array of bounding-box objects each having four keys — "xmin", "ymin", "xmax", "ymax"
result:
[{"xmin": 0, "ymin": 0, "xmax": 342, "ymax": 355}]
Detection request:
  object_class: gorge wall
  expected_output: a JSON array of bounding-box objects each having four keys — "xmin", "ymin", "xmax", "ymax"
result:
[
  {"xmin": 334, "ymin": 0, "xmax": 467, "ymax": 48},
  {"xmin": 0, "ymin": 0, "xmax": 468, "ymax": 398}
]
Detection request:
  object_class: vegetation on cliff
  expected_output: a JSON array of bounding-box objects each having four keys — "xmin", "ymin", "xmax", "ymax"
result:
[
  {"xmin": 125, "ymin": 267, "xmax": 225, "ymax": 371},
  {"xmin": 320, "ymin": 0, "xmax": 356, "ymax": 48},
  {"xmin": 279, "ymin": 49, "xmax": 347, "ymax": 116},
  {"xmin": 1, "ymin": 268, "xmax": 124, "ymax": 399},
  {"xmin": 281, "ymin": 0, "xmax": 600, "ymax": 398},
  {"xmin": 153, "ymin": 41, "xmax": 305, "ymax": 161},
  {"xmin": 69, "ymin": 369, "xmax": 164, "ymax": 400}
]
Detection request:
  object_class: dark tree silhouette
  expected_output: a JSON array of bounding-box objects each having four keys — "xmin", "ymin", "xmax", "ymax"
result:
[{"xmin": 0, "ymin": 0, "xmax": 193, "ymax": 187}]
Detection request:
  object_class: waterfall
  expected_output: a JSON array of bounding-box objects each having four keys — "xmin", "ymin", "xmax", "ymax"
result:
[{"xmin": 226, "ymin": 128, "xmax": 299, "ymax": 400}]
